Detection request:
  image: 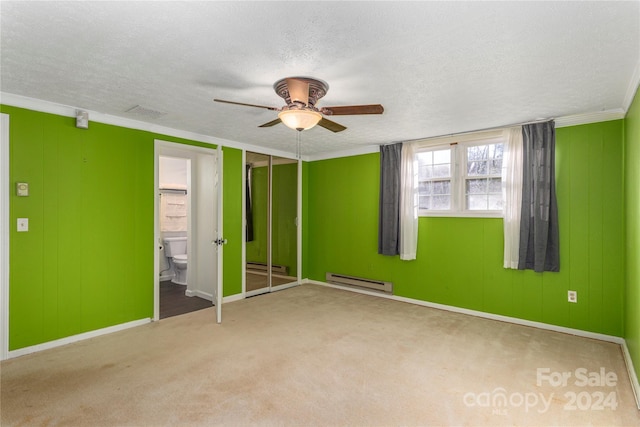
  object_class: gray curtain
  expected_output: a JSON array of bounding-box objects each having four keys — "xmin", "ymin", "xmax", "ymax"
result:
[
  {"xmin": 378, "ymin": 143, "xmax": 402, "ymax": 256},
  {"xmin": 518, "ymin": 121, "xmax": 560, "ymax": 272}
]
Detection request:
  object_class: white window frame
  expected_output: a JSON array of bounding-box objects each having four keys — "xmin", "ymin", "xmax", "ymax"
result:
[{"xmin": 415, "ymin": 130, "xmax": 505, "ymax": 218}]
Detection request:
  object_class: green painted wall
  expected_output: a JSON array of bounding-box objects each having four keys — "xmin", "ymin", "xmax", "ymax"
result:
[
  {"xmin": 625, "ymin": 87, "xmax": 640, "ymax": 380},
  {"xmin": 307, "ymin": 121, "xmax": 625, "ymax": 336},
  {"xmin": 246, "ymin": 163, "xmax": 298, "ymax": 277},
  {"xmin": 2, "ymin": 105, "xmax": 243, "ymax": 350}
]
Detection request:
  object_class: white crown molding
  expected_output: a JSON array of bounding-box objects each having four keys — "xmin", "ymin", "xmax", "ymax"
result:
[
  {"xmin": 0, "ymin": 92, "xmax": 631, "ymax": 163},
  {"xmin": 623, "ymin": 59, "xmax": 640, "ymax": 113},
  {"xmin": 0, "ymin": 92, "xmax": 300, "ymax": 160},
  {"xmin": 554, "ymin": 108, "xmax": 626, "ymax": 128},
  {"xmin": 306, "ymin": 144, "xmax": 380, "ymax": 162}
]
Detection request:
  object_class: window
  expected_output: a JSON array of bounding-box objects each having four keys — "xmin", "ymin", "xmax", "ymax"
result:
[
  {"xmin": 465, "ymin": 143, "xmax": 504, "ymax": 211},
  {"xmin": 416, "ymin": 133, "xmax": 505, "ymax": 217},
  {"xmin": 417, "ymin": 147, "xmax": 452, "ymax": 210}
]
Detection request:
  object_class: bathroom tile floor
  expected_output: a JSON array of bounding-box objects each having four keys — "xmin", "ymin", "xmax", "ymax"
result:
[{"xmin": 159, "ymin": 280, "xmax": 213, "ymax": 319}]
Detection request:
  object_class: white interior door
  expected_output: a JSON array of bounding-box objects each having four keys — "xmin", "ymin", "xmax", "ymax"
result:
[{"xmin": 194, "ymin": 151, "xmax": 218, "ymax": 307}]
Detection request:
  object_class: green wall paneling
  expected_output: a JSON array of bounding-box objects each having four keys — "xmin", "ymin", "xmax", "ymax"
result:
[
  {"xmin": 306, "ymin": 121, "xmax": 625, "ymax": 336},
  {"xmin": 625, "ymin": 87, "xmax": 640, "ymax": 381},
  {"xmin": 2, "ymin": 105, "xmax": 243, "ymax": 350}
]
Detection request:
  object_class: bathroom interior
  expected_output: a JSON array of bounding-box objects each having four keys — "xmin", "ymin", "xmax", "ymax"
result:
[
  {"xmin": 245, "ymin": 152, "xmax": 298, "ymax": 295},
  {"xmin": 158, "ymin": 155, "xmax": 211, "ymax": 318}
]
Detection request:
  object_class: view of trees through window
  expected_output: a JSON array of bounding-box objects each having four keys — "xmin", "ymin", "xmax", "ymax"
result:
[
  {"xmin": 416, "ymin": 141, "xmax": 504, "ymax": 214},
  {"xmin": 465, "ymin": 143, "xmax": 503, "ymax": 210},
  {"xmin": 417, "ymin": 148, "xmax": 451, "ymax": 210}
]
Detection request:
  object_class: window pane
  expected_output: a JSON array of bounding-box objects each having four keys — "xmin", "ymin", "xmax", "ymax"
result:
[
  {"xmin": 467, "ymin": 161, "xmax": 487, "ymax": 176},
  {"xmin": 467, "ymin": 145, "xmax": 487, "ymax": 161},
  {"xmin": 433, "ymin": 180, "xmax": 450, "ymax": 195},
  {"xmin": 488, "ymin": 178, "xmax": 502, "ymax": 193},
  {"xmin": 467, "ymin": 195, "xmax": 488, "ymax": 210},
  {"xmin": 489, "ymin": 159, "xmax": 502, "ymax": 175},
  {"xmin": 417, "ymin": 148, "xmax": 451, "ymax": 211},
  {"xmin": 492, "ymin": 143, "xmax": 504, "ymax": 159},
  {"xmin": 433, "ymin": 164, "xmax": 450, "ymax": 178},
  {"xmin": 488, "ymin": 194, "xmax": 503, "ymax": 210},
  {"xmin": 417, "ymin": 151, "xmax": 433, "ymax": 164},
  {"xmin": 433, "ymin": 149, "xmax": 450, "ymax": 164},
  {"xmin": 419, "ymin": 195, "xmax": 431, "ymax": 210},
  {"xmin": 432, "ymin": 195, "xmax": 450, "ymax": 210},
  {"xmin": 419, "ymin": 181, "xmax": 432, "ymax": 195},
  {"xmin": 419, "ymin": 165, "xmax": 433, "ymax": 179},
  {"xmin": 466, "ymin": 178, "xmax": 487, "ymax": 194}
]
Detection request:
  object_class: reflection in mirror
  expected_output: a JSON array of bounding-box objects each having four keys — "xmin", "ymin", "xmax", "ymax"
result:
[
  {"xmin": 271, "ymin": 156, "xmax": 298, "ymax": 286},
  {"xmin": 246, "ymin": 152, "xmax": 269, "ymax": 292}
]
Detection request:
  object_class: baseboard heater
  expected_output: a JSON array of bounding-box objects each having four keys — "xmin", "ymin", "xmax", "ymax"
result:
[
  {"xmin": 246, "ymin": 262, "xmax": 288, "ymax": 275},
  {"xmin": 326, "ymin": 272, "xmax": 393, "ymax": 294}
]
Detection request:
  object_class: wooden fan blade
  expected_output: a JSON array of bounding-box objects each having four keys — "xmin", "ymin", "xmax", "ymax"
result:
[
  {"xmin": 258, "ymin": 118, "xmax": 282, "ymax": 128},
  {"xmin": 322, "ymin": 104, "xmax": 384, "ymax": 115},
  {"xmin": 317, "ymin": 118, "xmax": 347, "ymax": 133},
  {"xmin": 286, "ymin": 78, "xmax": 309, "ymax": 106},
  {"xmin": 214, "ymin": 99, "xmax": 280, "ymax": 111}
]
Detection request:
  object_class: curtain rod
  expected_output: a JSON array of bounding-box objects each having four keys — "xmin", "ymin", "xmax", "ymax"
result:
[{"xmin": 396, "ymin": 117, "xmax": 554, "ymax": 145}]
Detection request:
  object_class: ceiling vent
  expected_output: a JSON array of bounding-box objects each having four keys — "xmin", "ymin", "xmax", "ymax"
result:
[{"xmin": 125, "ymin": 105, "xmax": 167, "ymax": 119}]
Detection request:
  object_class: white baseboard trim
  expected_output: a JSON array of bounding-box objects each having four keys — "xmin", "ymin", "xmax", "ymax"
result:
[
  {"xmin": 305, "ymin": 278, "xmax": 640, "ymax": 409},
  {"xmin": 185, "ymin": 289, "xmax": 213, "ymax": 302},
  {"xmin": 271, "ymin": 281, "xmax": 300, "ymax": 293},
  {"xmin": 622, "ymin": 341, "xmax": 640, "ymax": 409},
  {"xmin": 306, "ymin": 279, "xmax": 623, "ymax": 343},
  {"xmin": 5, "ymin": 318, "xmax": 151, "ymax": 360},
  {"xmin": 4, "ymin": 291, "xmax": 244, "ymax": 360},
  {"xmin": 222, "ymin": 293, "xmax": 244, "ymax": 304}
]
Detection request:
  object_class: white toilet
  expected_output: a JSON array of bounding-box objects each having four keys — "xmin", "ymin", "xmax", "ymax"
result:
[{"xmin": 163, "ymin": 237, "xmax": 188, "ymax": 285}]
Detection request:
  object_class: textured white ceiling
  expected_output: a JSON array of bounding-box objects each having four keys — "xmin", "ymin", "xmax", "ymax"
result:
[{"xmin": 1, "ymin": 1, "xmax": 639, "ymax": 157}]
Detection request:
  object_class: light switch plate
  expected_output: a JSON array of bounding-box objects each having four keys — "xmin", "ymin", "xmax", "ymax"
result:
[{"xmin": 17, "ymin": 218, "xmax": 28, "ymax": 232}]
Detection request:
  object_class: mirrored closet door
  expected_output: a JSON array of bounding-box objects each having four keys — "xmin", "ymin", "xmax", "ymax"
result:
[{"xmin": 245, "ymin": 152, "xmax": 299, "ymax": 296}]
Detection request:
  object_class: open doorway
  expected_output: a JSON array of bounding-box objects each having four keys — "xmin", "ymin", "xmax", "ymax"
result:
[
  {"xmin": 158, "ymin": 156, "xmax": 211, "ymax": 319},
  {"xmin": 154, "ymin": 141, "xmax": 220, "ymax": 321}
]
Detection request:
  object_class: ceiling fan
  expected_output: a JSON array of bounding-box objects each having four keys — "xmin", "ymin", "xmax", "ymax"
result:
[{"xmin": 214, "ymin": 77, "xmax": 384, "ymax": 132}]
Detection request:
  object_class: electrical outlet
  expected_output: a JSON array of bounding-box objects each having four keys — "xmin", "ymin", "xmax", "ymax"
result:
[{"xmin": 568, "ymin": 290, "xmax": 577, "ymax": 303}]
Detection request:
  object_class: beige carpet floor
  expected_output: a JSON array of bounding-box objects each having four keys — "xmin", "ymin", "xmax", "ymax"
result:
[{"xmin": 1, "ymin": 284, "xmax": 639, "ymax": 426}]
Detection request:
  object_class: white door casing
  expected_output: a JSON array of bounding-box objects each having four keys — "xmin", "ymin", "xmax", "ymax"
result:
[
  {"xmin": 1, "ymin": 113, "xmax": 10, "ymax": 360},
  {"xmin": 154, "ymin": 140, "xmax": 220, "ymax": 322}
]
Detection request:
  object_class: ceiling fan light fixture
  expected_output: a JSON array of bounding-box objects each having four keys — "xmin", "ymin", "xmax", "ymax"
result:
[{"xmin": 278, "ymin": 109, "xmax": 322, "ymax": 131}]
